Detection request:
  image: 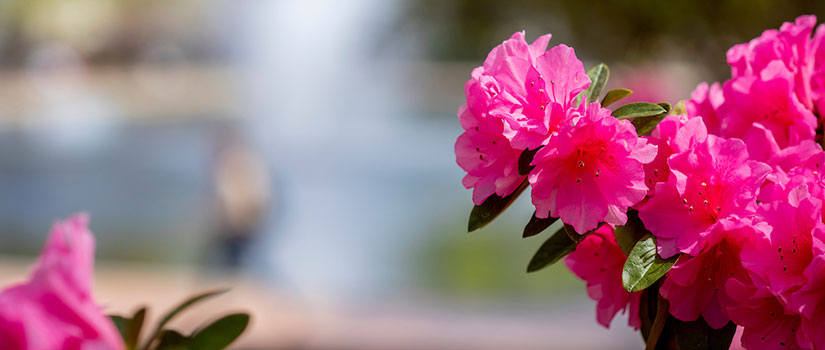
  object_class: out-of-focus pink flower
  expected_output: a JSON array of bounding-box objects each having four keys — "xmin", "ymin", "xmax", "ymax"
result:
[
  {"xmin": 717, "ymin": 61, "xmax": 817, "ymax": 149},
  {"xmin": 725, "ymin": 278, "xmax": 810, "ymax": 350},
  {"xmin": 686, "ymin": 82, "xmax": 724, "ymax": 135},
  {"xmin": 529, "ymin": 102, "xmax": 656, "ymax": 233},
  {"xmin": 637, "ymin": 132, "xmax": 771, "ymax": 258},
  {"xmin": 564, "ymin": 225, "xmax": 641, "ymax": 329},
  {"xmin": 0, "ymin": 214, "xmax": 124, "ymax": 350},
  {"xmin": 659, "ymin": 223, "xmax": 763, "ymax": 329}
]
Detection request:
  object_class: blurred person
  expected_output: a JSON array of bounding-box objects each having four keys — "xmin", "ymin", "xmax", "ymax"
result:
[{"xmin": 211, "ymin": 126, "xmax": 272, "ymax": 269}]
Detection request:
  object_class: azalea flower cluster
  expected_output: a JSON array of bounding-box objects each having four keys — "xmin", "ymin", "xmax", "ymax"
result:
[{"xmin": 456, "ymin": 15, "xmax": 825, "ymax": 350}]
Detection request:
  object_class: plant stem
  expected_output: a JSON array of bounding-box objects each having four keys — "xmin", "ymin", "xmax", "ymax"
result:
[{"xmin": 645, "ymin": 295, "xmax": 669, "ymax": 350}]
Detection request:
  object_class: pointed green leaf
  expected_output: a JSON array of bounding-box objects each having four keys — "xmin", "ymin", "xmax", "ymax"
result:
[
  {"xmin": 518, "ymin": 147, "xmax": 542, "ymax": 176},
  {"xmin": 109, "ymin": 315, "xmax": 129, "ymax": 341},
  {"xmin": 600, "ymin": 88, "xmax": 633, "ymax": 107},
  {"xmin": 622, "ymin": 235, "xmax": 677, "ymax": 292},
  {"xmin": 144, "ymin": 289, "xmax": 229, "ymax": 349},
  {"xmin": 630, "ymin": 102, "xmax": 670, "ymax": 136},
  {"xmin": 108, "ymin": 308, "xmax": 146, "ymax": 350},
  {"xmin": 611, "ymin": 102, "xmax": 666, "ymax": 120},
  {"xmin": 527, "ymin": 228, "xmax": 577, "ymax": 272},
  {"xmin": 157, "ymin": 330, "xmax": 191, "ymax": 350},
  {"xmin": 468, "ymin": 180, "xmax": 528, "ymax": 232},
  {"xmin": 522, "ymin": 212, "xmax": 557, "ymax": 238},
  {"xmin": 125, "ymin": 307, "xmax": 146, "ymax": 350},
  {"xmin": 190, "ymin": 313, "xmax": 250, "ymax": 350},
  {"xmin": 584, "ymin": 63, "xmax": 609, "ymax": 103}
]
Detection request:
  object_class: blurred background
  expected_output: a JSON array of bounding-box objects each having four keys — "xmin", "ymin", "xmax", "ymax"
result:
[{"xmin": 0, "ymin": 1, "xmax": 822, "ymax": 349}]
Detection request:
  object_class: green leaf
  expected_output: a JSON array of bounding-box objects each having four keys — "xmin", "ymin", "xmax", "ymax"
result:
[
  {"xmin": 611, "ymin": 102, "xmax": 666, "ymax": 120},
  {"xmin": 144, "ymin": 289, "xmax": 229, "ymax": 349},
  {"xmin": 190, "ymin": 313, "xmax": 251, "ymax": 350},
  {"xmin": 672, "ymin": 100, "xmax": 687, "ymax": 115},
  {"xmin": 674, "ymin": 318, "xmax": 737, "ymax": 350},
  {"xmin": 126, "ymin": 308, "xmax": 146, "ymax": 350},
  {"xmin": 157, "ymin": 330, "xmax": 191, "ymax": 350},
  {"xmin": 526, "ymin": 228, "xmax": 577, "ymax": 272},
  {"xmin": 109, "ymin": 308, "xmax": 146, "ymax": 350},
  {"xmin": 631, "ymin": 102, "xmax": 671, "ymax": 136},
  {"xmin": 613, "ymin": 225, "xmax": 643, "ymax": 256},
  {"xmin": 522, "ymin": 212, "xmax": 557, "ymax": 238},
  {"xmin": 613, "ymin": 209, "xmax": 647, "ymax": 255},
  {"xmin": 468, "ymin": 180, "xmax": 528, "ymax": 232},
  {"xmin": 109, "ymin": 315, "xmax": 129, "ymax": 341},
  {"xmin": 584, "ymin": 63, "xmax": 609, "ymax": 103},
  {"xmin": 600, "ymin": 88, "xmax": 633, "ymax": 107},
  {"xmin": 622, "ymin": 235, "xmax": 677, "ymax": 292},
  {"xmin": 518, "ymin": 147, "xmax": 542, "ymax": 176}
]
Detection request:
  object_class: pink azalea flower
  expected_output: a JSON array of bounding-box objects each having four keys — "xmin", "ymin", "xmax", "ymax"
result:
[
  {"xmin": 466, "ymin": 31, "xmax": 589, "ymax": 150},
  {"xmin": 727, "ymin": 15, "xmax": 818, "ymax": 111},
  {"xmin": 0, "ymin": 214, "xmax": 124, "ymax": 350},
  {"xmin": 686, "ymin": 82, "xmax": 724, "ymax": 135},
  {"xmin": 741, "ymin": 194, "xmax": 823, "ymax": 296},
  {"xmin": 742, "ymin": 123, "xmax": 823, "ymax": 172},
  {"xmin": 564, "ymin": 225, "xmax": 641, "ymax": 329},
  {"xmin": 812, "ymin": 23, "xmax": 825, "ymax": 117},
  {"xmin": 643, "ymin": 115, "xmax": 707, "ymax": 196},
  {"xmin": 717, "ymin": 60, "xmax": 817, "ymax": 149},
  {"xmin": 456, "ymin": 31, "xmax": 590, "ymax": 204},
  {"xmin": 455, "ymin": 104, "xmax": 524, "ymax": 205},
  {"xmin": 787, "ymin": 233, "xmax": 825, "ymax": 349},
  {"xmin": 659, "ymin": 223, "xmax": 763, "ymax": 329},
  {"xmin": 637, "ymin": 131, "xmax": 771, "ymax": 258},
  {"xmin": 529, "ymin": 102, "xmax": 656, "ymax": 233},
  {"xmin": 725, "ymin": 278, "xmax": 811, "ymax": 350},
  {"xmin": 485, "ymin": 34, "xmax": 589, "ymax": 150}
]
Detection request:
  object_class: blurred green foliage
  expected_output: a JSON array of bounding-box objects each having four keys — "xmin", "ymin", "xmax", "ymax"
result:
[
  {"xmin": 400, "ymin": 0, "xmax": 825, "ymax": 79},
  {"xmin": 414, "ymin": 203, "xmax": 584, "ymax": 302}
]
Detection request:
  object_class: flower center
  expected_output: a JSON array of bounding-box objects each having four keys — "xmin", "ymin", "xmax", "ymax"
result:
[{"xmin": 682, "ymin": 179, "xmax": 722, "ymax": 222}]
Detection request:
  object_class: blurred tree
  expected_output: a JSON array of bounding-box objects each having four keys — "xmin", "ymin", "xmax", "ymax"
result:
[{"xmin": 398, "ymin": 0, "xmax": 825, "ymax": 79}]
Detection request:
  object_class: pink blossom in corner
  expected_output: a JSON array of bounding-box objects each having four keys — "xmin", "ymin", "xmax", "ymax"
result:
[
  {"xmin": 564, "ymin": 225, "xmax": 641, "ymax": 329},
  {"xmin": 725, "ymin": 278, "xmax": 810, "ymax": 350},
  {"xmin": 717, "ymin": 60, "xmax": 817, "ymax": 149},
  {"xmin": 637, "ymin": 133, "xmax": 771, "ymax": 258},
  {"xmin": 686, "ymin": 82, "xmax": 724, "ymax": 135},
  {"xmin": 659, "ymin": 223, "xmax": 764, "ymax": 329},
  {"xmin": 0, "ymin": 214, "xmax": 124, "ymax": 350},
  {"xmin": 787, "ymin": 232, "xmax": 825, "ymax": 349},
  {"xmin": 529, "ymin": 102, "xmax": 656, "ymax": 233}
]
